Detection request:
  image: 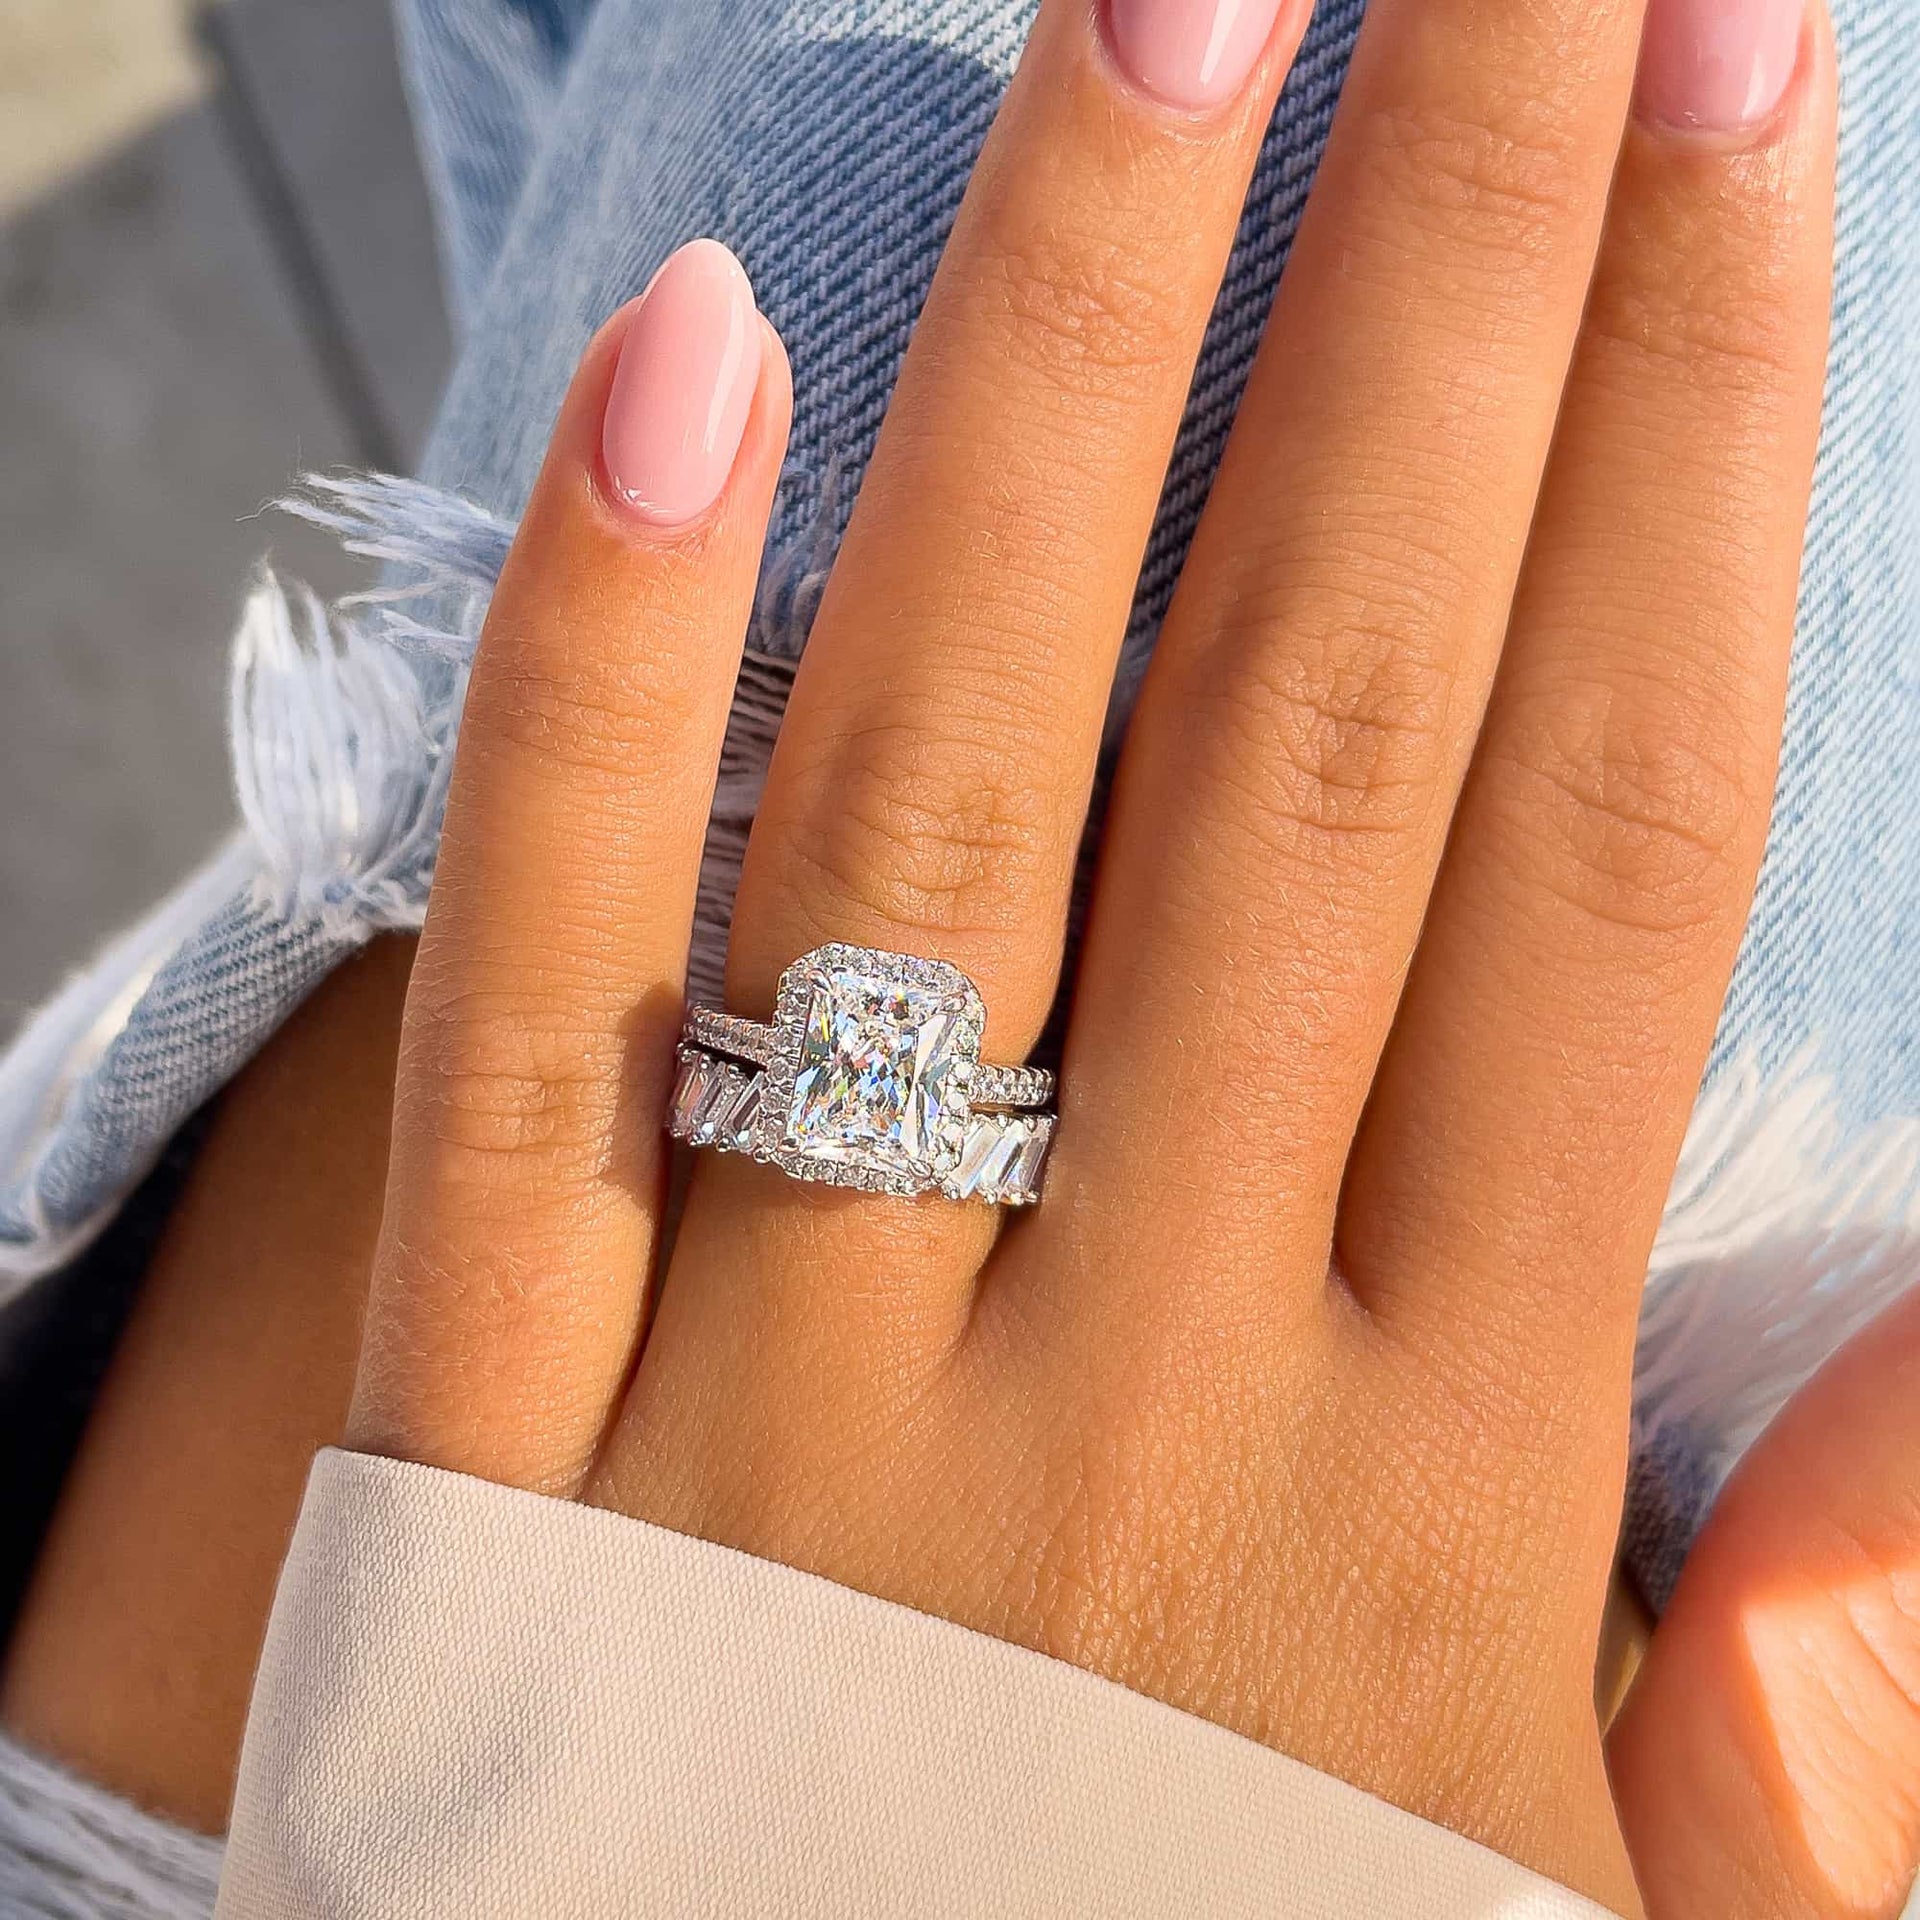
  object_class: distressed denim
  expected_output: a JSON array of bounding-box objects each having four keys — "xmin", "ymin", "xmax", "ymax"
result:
[{"xmin": 1, "ymin": 0, "xmax": 1916, "ymax": 1625}]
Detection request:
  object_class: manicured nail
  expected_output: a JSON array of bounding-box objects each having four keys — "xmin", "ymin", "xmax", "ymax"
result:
[
  {"xmin": 1104, "ymin": 0, "xmax": 1286, "ymax": 112},
  {"xmin": 1635, "ymin": 0, "xmax": 1804, "ymax": 136},
  {"xmin": 601, "ymin": 239, "xmax": 761, "ymax": 526}
]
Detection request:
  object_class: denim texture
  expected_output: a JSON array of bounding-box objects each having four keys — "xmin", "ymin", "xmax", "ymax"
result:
[{"xmin": 1, "ymin": 0, "xmax": 1915, "ymax": 1616}]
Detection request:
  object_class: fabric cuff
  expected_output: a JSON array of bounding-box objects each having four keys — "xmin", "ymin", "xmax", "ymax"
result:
[{"xmin": 218, "ymin": 1449, "xmax": 1617, "ymax": 1919}]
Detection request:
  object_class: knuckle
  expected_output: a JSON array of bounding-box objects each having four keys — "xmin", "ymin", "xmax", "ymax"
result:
[
  {"xmin": 979, "ymin": 228, "xmax": 1173, "ymax": 387},
  {"xmin": 776, "ymin": 724, "xmax": 1065, "ymax": 947},
  {"xmin": 1189, "ymin": 610, "xmax": 1458, "ymax": 869},
  {"xmin": 470, "ymin": 615, "xmax": 710, "ymax": 784},
  {"xmin": 361, "ymin": 1220, "xmax": 587, "ymax": 1473},
  {"xmin": 397, "ymin": 974, "xmax": 618, "ymax": 1187},
  {"xmin": 373, "ymin": 1224, "xmax": 546, "ymax": 1355},
  {"xmin": 1491, "ymin": 678, "xmax": 1763, "ymax": 936},
  {"xmin": 1582, "ymin": 242, "xmax": 1812, "ymax": 399},
  {"xmin": 1356, "ymin": 102, "xmax": 1585, "ymax": 263},
  {"xmin": 1820, "ymin": 1521, "xmax": 1920, "ymax": 1722},
  {"xmin": 1739, "ymin": 1517, "xmax": 1920, "ymax": 1891}
]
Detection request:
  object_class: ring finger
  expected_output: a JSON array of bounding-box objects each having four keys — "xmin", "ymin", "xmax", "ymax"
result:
[{"xmin": 674, "ymin": 0, "xmax": 1314, "ymax": 1307}]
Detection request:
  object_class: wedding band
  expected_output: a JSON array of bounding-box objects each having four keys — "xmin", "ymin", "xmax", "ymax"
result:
[{"xmin": 668, "ymin": 943, "xmax": 1056, "ymax": 1205}]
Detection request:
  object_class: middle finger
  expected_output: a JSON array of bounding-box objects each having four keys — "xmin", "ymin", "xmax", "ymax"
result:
[{"xmin": 1057, "ymin": 0, "xmax": 1651, "ymax": 1317}]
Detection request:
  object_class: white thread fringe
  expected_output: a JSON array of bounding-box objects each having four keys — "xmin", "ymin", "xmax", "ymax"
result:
[
  {"xmin": 229, "ymin": 573, "xmax": 454, "ymax": 941},
  {"xmin": 0, "ymin": 1731, "xmax": 221, "ymax": 1919},
  {"xmin": 224, "ymin": 473, "xmax": 515, "ymax": 940},
  {"xmin": 1636, "ymin": 1047, "xmax": 1920, "ymax": 1487}
]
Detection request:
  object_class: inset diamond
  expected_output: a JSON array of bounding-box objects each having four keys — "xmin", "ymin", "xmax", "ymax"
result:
[{"xmin": 668, "ymin": 1051, "xmax": 763, "ymax": 1153}]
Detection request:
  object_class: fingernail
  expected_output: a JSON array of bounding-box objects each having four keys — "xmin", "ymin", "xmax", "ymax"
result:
[
  {"xmin": 1104, "ymin": 0, "xmax": 1286, "ymax": 112},
  {"xmin": 1634, "ymin": 0, "xmax": 1804, "ymax": 136},
  {"xmin": 601, "ymin": 239, "xmax": 761, "ymax": 526}
]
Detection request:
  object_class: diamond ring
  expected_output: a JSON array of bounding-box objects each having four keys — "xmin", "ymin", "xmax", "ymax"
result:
[{"xmin": 668, "ymin": 943, "xmax": 1056, "ymax": 1205}]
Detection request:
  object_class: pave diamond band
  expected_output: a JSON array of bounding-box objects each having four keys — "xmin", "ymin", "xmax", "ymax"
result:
[
  {"xmin": 970, "ymin": 1061, "xmax": 1056, "ymax": 1112},
  {"xmin": 668, "ymin": 943, "xmax": 1057, "ymax": 1205},
  {"xmin": 684, "ymin": 1004, "xmax": 1054, "ymax": 1112},
  {"xmin": 684, "ymin": 1006, "xmax": 781, "ymax": 1071}
]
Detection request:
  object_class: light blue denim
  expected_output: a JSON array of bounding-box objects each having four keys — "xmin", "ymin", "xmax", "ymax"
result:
[{"xmin": 1, "ymin": 0, "xmax": 1915, "ymax": 1616}]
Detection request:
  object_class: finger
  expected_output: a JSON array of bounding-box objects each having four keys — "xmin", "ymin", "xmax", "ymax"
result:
[
  {"xmin": 668, "ymin": 0, "xmax": 1311, "ymax": 1325},
  {"xmin": 728, "ymin": 0, "xmax": 1308, "ymax": 1036},
  {"xmin": 1608, "ymin": 1282, "xmax": 1920, "ymax": 1919},
  {"xmin": 348, "ymin": 242, "xmax": 792, "ymax": 1494},
  {"xmin": 1057, "ymin": 0, "xmax": 1653, "ymax": 1314},
  {"xmin": 1335, "ymin": 5, "xmax": 1834, "ymax": 1377}
]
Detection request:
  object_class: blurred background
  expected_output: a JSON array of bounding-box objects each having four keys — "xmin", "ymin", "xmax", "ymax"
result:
[{"xmin": 1, "ymin": 0, "xmax": 453, "ymax": 1037}]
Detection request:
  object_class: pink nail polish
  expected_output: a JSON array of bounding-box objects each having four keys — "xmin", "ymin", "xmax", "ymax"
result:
[
  {"xmin": 601, "ymin": 239, "xmax": 761, "ymax": 526},
  {"xmin": 1104, "ymin": 0, "xmax": 1286, "ymax": 112},
  {"xmin": 1635, "ymin": 0, "xmax": 1804, "ymax": 135}
]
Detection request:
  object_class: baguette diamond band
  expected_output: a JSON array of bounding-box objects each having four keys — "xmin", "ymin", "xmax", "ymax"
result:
[{"xmin": 668, "ymin": 943, "xmax": 1056, "ymax": 1206}]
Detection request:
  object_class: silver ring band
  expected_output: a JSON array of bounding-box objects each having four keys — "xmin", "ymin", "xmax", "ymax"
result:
[{"xmin": 668, "ymin": 943, "xmax": 1056, "ymax": 1206}]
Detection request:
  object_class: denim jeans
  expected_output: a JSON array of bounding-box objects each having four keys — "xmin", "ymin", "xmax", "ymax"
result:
[{"xmin": 1, "ymin": 0, "xmax": 1915, "ymax": 1613}]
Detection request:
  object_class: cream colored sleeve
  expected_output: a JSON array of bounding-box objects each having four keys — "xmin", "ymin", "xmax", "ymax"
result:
[{"xmin": 216, "ymin": 1450, "xmax": 1619, "ymax": 1920}]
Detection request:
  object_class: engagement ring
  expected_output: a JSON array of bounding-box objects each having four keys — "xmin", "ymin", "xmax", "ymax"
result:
[{"xmin": 669, "ymin": 943, "xmax": 1055, "ymax": 1205}]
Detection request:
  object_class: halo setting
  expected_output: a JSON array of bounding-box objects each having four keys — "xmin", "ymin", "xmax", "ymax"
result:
[{"xmin": 671, "ymin": 943, "xmax": 1053, "ymax": 1205}]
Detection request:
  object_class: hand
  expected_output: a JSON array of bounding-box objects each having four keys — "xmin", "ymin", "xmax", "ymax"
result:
[
  {"xmin": 4, "ymin": 0, "xmax": 1855, "ymax": 1906},
  {"xmin": 332, "ymin": 0, "xmax": 1836, "ymax": 1908}
]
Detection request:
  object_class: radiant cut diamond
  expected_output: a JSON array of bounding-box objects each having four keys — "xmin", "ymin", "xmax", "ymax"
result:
[
  {"xmin": 672, "ymin": 944, "xmax": 1046, "ymax": 1202},
  {"xmin": 784, "ymin": 961, "xmax": 970, "ymax": 1175}
]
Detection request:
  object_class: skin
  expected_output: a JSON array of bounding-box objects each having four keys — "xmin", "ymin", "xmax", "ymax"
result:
[
  {"xmin": 1611, "ymin": 1283, "xmax": 1920, "ymax": 1917},
  {"xmin": 8, "ymin": 0, "xmax": 1911, "ymax": 1911},
  {"xmin": 1, "ymin": 935, "xmax": 413, "ymax": 1832}
]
